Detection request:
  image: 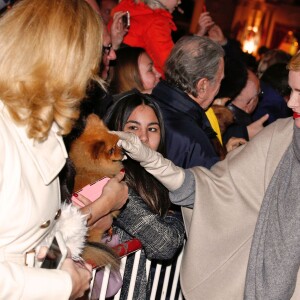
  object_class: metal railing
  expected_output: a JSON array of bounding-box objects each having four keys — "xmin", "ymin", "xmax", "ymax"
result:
[{"xmin": 89, "ymin": 239, "xmax": 185, "ymax": 300}]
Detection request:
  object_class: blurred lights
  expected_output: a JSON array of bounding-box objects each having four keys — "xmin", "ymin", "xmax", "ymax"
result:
[
  {"xmin": 243, "ymin": 26, "xmax": 260, "ymax": 54},
  {"xmin": 279, "ymin": 31, "xmax": 299, "ymax": 56}
]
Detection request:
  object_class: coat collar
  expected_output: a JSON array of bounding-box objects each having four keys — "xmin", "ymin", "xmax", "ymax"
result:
[
  {"xmin": 152, "ymin": 80, "xmax": 214, "ymax": 134},
  {"xmin": 152, "ymin": 80, "xmax": 203, "ymax": 118},
  {"xmin": 0, "ymin": 101, "xmax": 67, "ymax": 185}
]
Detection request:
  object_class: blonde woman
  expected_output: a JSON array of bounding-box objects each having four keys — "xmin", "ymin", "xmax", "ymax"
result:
[{"xmin": 0, "ymin": 0, "xmax": 127, "ymax": 299}]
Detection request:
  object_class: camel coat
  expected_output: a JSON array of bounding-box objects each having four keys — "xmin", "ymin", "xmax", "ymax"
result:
[
  {"xmin": 0, "ymin": 102, "xmax": 72, "ymax": 299},
  {"xmin": 181, "ymin": 117, "xmax": 300, "ymax": 299}
]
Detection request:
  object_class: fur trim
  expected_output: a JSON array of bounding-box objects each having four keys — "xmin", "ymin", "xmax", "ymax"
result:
[
  {"xmin": 41, "ymin": 203, "xmax": 88, "ymax": 259},
  {"xmin": 55, "ymin": 202, "xmax": 89, "ymax": 259}
]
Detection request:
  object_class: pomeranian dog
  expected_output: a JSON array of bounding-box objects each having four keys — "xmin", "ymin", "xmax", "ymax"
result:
[
  {"xmin": 67, "ymin": 113, "xmax": 124, "ymax": 269},
  {"xmin": 69, "ymin": 113, "xmax": 124, "ymax": 191}
]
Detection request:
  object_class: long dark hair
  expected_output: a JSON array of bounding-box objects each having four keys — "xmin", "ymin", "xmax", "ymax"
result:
[{"xmin": 104, "ymin": 89, "xmax": 170, "ymax": 215}]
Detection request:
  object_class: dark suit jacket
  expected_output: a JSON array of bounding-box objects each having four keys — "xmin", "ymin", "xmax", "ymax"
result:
[{"xmin": 151, "ymin": 80, "xmax": 219, "ymax": 169}]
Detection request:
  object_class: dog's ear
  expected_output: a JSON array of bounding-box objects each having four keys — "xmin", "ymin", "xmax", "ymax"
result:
[
  {"xmin": 90, "ymin": 141, "xmax": 106, "ymax": 160},
  {"xmin": 86, "ymin": 114, "xmax": 108, "ymax": 132}
]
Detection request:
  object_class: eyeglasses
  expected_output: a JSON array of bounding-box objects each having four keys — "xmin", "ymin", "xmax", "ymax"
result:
[{"xmin": 102, "ymin": 43, "xmax": 112, "ymax": 55}]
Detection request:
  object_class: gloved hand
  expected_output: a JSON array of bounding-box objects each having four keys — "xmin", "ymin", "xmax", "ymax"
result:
[{"xmin": 115, "ymin": 131, "xmax": 185, "ymax": 191}]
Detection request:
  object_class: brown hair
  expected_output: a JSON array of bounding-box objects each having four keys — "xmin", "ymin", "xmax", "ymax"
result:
[{"xmin": 108, "ymin": 47, "xmax": 145, "ymax": 94}]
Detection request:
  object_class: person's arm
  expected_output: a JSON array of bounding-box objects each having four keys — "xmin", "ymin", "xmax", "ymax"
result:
[
  {"xmin": 143, "ymin": 16, "xmax": 174, "ymax": 75},
  {"xmin": 195, "ymin": 11, "xmax": 215, "ymax": 37},
  {"xmin": 110, "ymin": 11, "xmax": 129, "ymax": 50},
  {"xmin": 114, "ymin": 191, "xmax": 185, "ymax": 260},
  {"xmin": 169, "ymin": 169, "xmax": 195, "ymax": 208}
]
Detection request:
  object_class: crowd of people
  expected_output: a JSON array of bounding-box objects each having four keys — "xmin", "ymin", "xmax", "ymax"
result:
[{"xmin": 0, "ymin": 0, "xmax": 299, "ymax": 299}]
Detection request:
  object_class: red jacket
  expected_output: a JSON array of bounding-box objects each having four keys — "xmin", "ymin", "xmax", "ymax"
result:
[{"xmin": 110, "ymin": 0, "xmax": 177, "ymax": 75}]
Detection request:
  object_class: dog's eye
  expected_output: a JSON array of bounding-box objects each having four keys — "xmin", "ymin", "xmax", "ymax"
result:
[{"xmin": 108, "ymin": 148, "xmax": 115, "ymax": 155}]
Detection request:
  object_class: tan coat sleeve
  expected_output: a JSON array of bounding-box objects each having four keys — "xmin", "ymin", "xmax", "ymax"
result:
[{"xmin": 181, "ymin": 118, "xmax": 294, "ymax": 300}]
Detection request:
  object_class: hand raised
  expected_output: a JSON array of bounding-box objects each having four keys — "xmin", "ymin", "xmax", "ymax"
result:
[
  {"xmin": 111, "ymin": 11, "xmax": 129, "ymax": 50},
  {"xmin": 247, "ymin": 114, "xmax": 269, "ymax": 139},
  {"xmin": 195, "ymin": 12, "xmax": 214, "ymax": 37}
]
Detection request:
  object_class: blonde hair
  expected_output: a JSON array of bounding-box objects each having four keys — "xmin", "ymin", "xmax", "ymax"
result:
[
  {"xmin": 0, "ymin": 0, "xmax": 104, "ymax": 141},
  {"xmin": 288, "ymin": 51, "xmax": 300, "ymax": 72}
]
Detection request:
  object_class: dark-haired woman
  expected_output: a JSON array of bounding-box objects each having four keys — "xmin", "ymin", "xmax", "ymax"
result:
[{"xmin": 104, "ymin": 90, "xmax": 185, "ymax": 300}]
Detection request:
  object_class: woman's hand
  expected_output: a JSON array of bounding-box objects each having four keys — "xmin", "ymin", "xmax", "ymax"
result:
[
  {"xmin": 111, "ymin": 11, "xmax": 129, "ymax": 50},
  {"xmin": 61, "ymin": 258, "xmax": 92, "ymax": 300},
  {"xmin": 115, "ymin": 131, "xmax": 153, "ymax": 162},
  {"xmin": 195, "ymin": 12, "xmax": 214, "ymax": 37},
  {"xmin": 100, "ymin": 171, "xmax": 128, "ymax": 212},
  {"xmin": 208, "ymin": 24, "xmax": 227, "ymax": 46},
  {"xmin": 79, "ymin": 171, "xmax": 128, "ymax": 226},
  {"xmin": 115, "ymin": 131, "xmax": 185, "ymax": 191},
  {"xmin": 74, "ymin": 193, "xmax": 92, "ymax": 208}
]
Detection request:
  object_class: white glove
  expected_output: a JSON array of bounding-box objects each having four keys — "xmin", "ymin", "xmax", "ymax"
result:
[{"xmin": 115, "ymin": 131, "xmax": 185, "ymax": 191}]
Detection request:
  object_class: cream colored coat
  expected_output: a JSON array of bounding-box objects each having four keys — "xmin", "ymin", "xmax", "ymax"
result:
[
  {"xmin": 181, "ymin": 117, "xmax": 300, "ymax": 300},
  {"xmin": 0, "ymin": 102, "xmax": 72, "ymax": 299}
]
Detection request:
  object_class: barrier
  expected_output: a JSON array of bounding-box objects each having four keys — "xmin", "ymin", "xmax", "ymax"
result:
[{"xmin": 88, "ymin": 239, "xmax": 185, "ymax": 300}]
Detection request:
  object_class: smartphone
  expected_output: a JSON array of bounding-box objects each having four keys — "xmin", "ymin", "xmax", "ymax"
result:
[
  {"xmin": 122, "ymin": 11, "xmax": 130, "ymax": 29},
  {"xmin": 71, "ymin": 177, "xmax": 111, "ymax": 207},
  {"xmin": 40, "ymin": 231, "xmax": 67, "ymax": 269}
]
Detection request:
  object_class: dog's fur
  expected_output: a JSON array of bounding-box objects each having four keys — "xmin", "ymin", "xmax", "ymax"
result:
[
  {"xmin": 68, "ymin": 114, "xmax": 124, "ymax": 269},
  {"xmin": 69, "ymin": 114, "xmax": 124, "ymax": 192},
  {"xmin": 211, "ymin": 105, "xmax": 234, "ymax": 135}
]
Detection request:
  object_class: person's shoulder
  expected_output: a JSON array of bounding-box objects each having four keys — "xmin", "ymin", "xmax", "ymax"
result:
[
  {"xmin": 166, "ymin": 122, "xmax": 215, "ymax": 157},
  {"xmin": 248, "ymin": 117, "xmax": 293, "ymax": 153},
  {"xmin": 263, "ymin": 117, "xmax": 293, "ymax": 134}
]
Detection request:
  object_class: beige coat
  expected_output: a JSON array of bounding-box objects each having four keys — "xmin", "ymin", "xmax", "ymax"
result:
[
  {"xmin": 0, "ymin": 102, "xmax": 72, "ymax": 299},
  {"xmin": 181, "ymin": 118, "xmax": 300, "ymax": 299}
]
